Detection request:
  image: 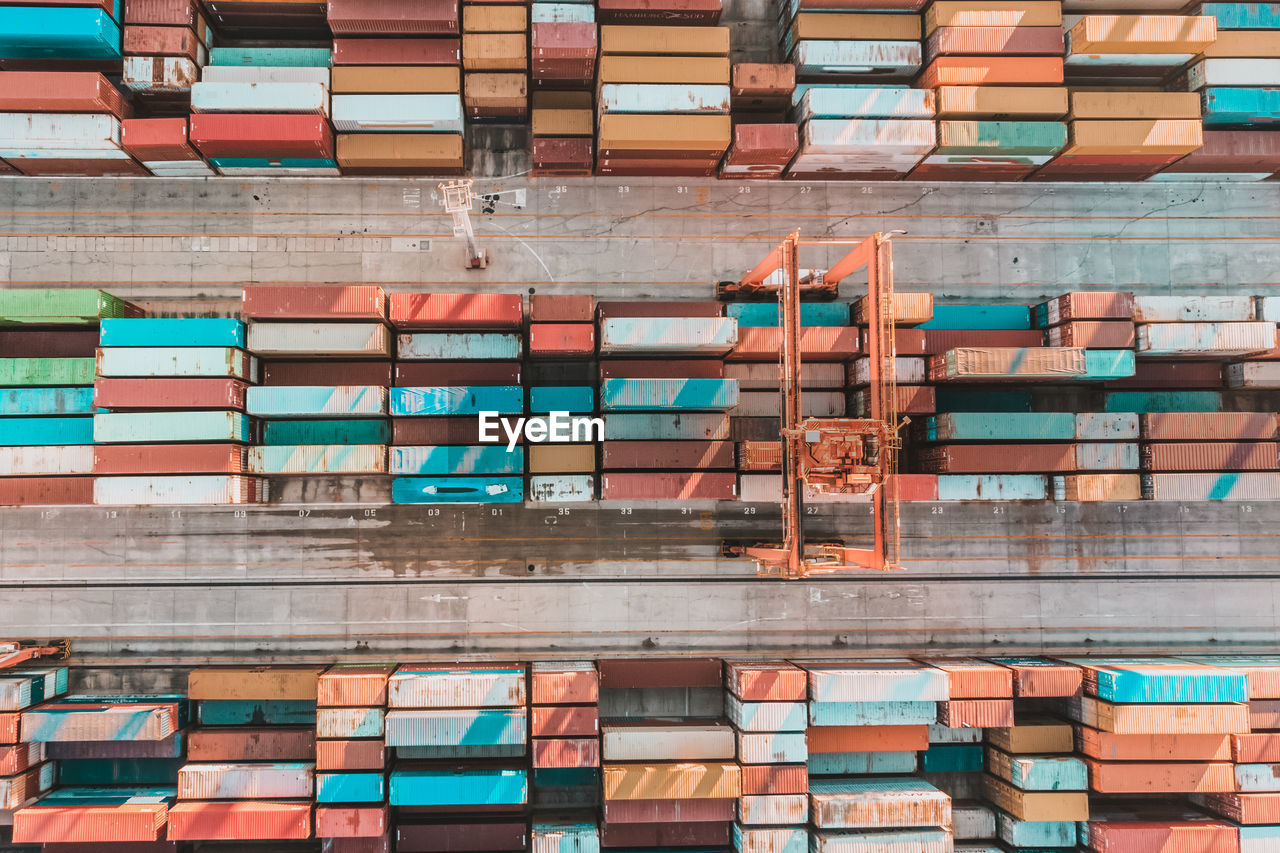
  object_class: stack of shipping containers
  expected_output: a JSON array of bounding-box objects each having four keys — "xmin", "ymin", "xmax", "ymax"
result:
[
  {"xmin": 121, "ymin": 0, "xmax": 212, "ymax": 112},
  {"xmin": 722, "ymin": 63, "xmax": 797, "ymax": 180},
  {"xmin": 0, "ymin": 71, "xmax": 138, "ymax": 177},
  {"xmin": 0, "ymin": 668, "xmax": 64, "ymax": 828},
  {"xmin": 387, "ymin": 663, "xmax": 529, "ymax": 849},
  {"xmin": 0, "ymin": 289, "xmax": 122, "ymax": 507},
  {"xmin": 983, "ymin": 713, "xmax": 1079, "ymax": 851},
  {"xmin": 529, "ymin": 0, "xmax": 597, "ymax": 176},
  {"xmin": 389, "ymin": 292, "xmax": 525, "ymax": 505},
  {"xmin": 245, "ymin": 285, "xmax": 390, "ymax": 500},
  {"xmin": 122, "ymin": 115, "xmax": 215, "ymax": 175},
  {"xmin": 527, "ymin": 293, "xmax": 598, "ymax": 502},
  {"xmin": 463, "ymin": 0, "xmax": 529, "ymax": 124},
  {"xmin": 168, "ymin": 666, "xmax": 321, "ymax": 844},
  {"xmin": 530, "ymin": 661, "xmax": 601, "ymax": 847}
]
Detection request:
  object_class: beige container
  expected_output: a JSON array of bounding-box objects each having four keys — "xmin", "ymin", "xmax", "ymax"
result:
[
  {"xmin": 1069, "ymin": 91, "xmax": 1201, "ymax": 119},
  {"xmin": 188, "ymin": 666, "xmax": 324, "ymax": 701},
  {"xmin": 529, "ymin": 444, "xmax": 596, "ymax": 473},
  {"xmin": 336, "ymin": 134, "xmax": 464, "ymax": 169},
  {"xmin": 598, "ymin": 55, "xmax": 731, "ymax": 84},
  {"xmin": 926, "ymin": 0, "xmax": 1062, "ymax": 33},
  {"xmin": 465, "ymin": 73, "xmax": 527, "ymax": 108},
  {"xmin": 1202, "ymin": 30, "xmax": 1280, "ymax": 58},
  {"xmin": 462, "ymin": 4, "xmax": 527, "ymax": 32},
  {"xmin": 852, "ymin": 292, "xmax": 934, "ymax": 325},
  {"xmin": 533, "ymin": 90, "xmax": 592, "ymax": 109},
  {"xmin": 1055, "ymin": 473, "xmax": 1141, "ymax": 501},
  {"xmin": 1068, "ymin": 695, "xmax": 1249, "ymax": 735},
  {"xmin": 1066, "ymin": 119, "xmax": 1203, "ymax": 154},
  {"xmin": 1067, "ymin": 14, "xmax": 1217, "ymax": 53},
  {"xmin": 792, "ymin": 11, "xmax": 921, "ymax": 41},
  {"xmin": 532, "ymin": 108, "xmax": 593, "ymax": 136},
  {"xmin": 462, "ymin": 33, "xmax": 527, "ymax": 71},
  {"xmin": 598, "ymin": 114, "xmax": 731, "ymax": 152},
  {"xmin": 601, "ymin": 25, "xmax": 731, "ymax": 56},
  {"xmin": 935, "ymin": 85, "xmax": 1069, "ymax": 118},
  {"xmin": 982, "ymin": 775, "xmax": 1089, "ymax": 821},
  {"xmin": 986, "ymin": 716, "xmax": 1075, "ymax": 754},
  {"xmin": 331, "ymin": 66, "xmax": 461, "ymax": 94},
  {"xmin": 602, "ymin": 762, "xmax": 741, "ymax": 799}
]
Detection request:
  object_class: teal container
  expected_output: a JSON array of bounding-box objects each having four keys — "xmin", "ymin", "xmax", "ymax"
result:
[
  {"xmin": 209, "ymin": 46, "xmax": 333, "ymax": 66},
  {"xmin": 1203, "ymin": 88, "xmax": 1280, "ymax": 126},
  {"xmin": 261, "ymin": 419, "xmax": 390, "ymax": 446},
  {"xmin": 36, "ymin": 786, "xmax": 176, "ymax": 806},
  {"xmin": 1058, "ymin": 658, "xmax": 1248, "ymax": 703},
  {"xmin": 0, "ymin": 7, "xmax": 121, "ymax": 60},
  {"xmin": 391, "ymin": 386, "xmax": 523, "ymax": 416},
  {"xmin": 936, "ymin": 121, "xmax": 1067, "ymax": 156},
  {"xmin": 99, "ymin": 318, "xmax": 246, "ymax": 348},
  {"xmin": 534, "ymin": 768, "xmax": 598, "ymax": 788},
  {"xmin": 390, "ymin": 445, "xmax": 524, "ymax": 475},
  {"xmin": 922, "ymin": 412, "xmax": 1075, "ymax": 442},
  {"xmin": 938, "ymin": 474, "xmax": 1047, "ymax": 500},
  {"xmin": 197, "ymin": 700, "xmax": 316, "ymax": 726},
  {"xmin": 530, "ymin": 386, "xmax": 594, "ymax": 413},
  {"xmin": 0, "ymin": 417, "xmax": 93, "ymax": 446},
  {"xmin": 393, "ymin": 476, "xmax": 523, "ymax": 504},
  {"xmin": 808, "ymin": 700, "xmax": 937, "ymax": 726},
  {"xmin": 390, "ymin": 767, "xmax": 527, "ymax": 806},
  {"xmin": 935, "ymin": 389, "xmax": 1032, "ymax": 413},
  {"xmin": 920, "ymin": 744, "xmax": 983, "ymax": 773},
  {"xmin": 317, "ymin": 772, "xmax": 385, "ymax": 803},
  {"xmin": 919, "ymin": 305, "xmax": 1031, "ymax": 330},
  {"xmin": 0, "ymin": 358, "xmax": 95, "ymax": 387},
  {"xmin": 1200, "ymin": 3, "xmax": 1280, "ymax": 27},
  {"xmin": 998, "ymin": 814, "xmax": 1078, "ymax": 848},
  {"xmin": 1104, "ymin": 391, "xmax": 1222, "ymax": 413},
  {"xmin": 726, "ymin": 302, "xmax": 850, "ymax": 327},
  {"xmin": 93, "ymin": 411, "xmax": 252, "ymax": 443},
  {"xmin": 1083, "ymin": 349, "xmax": 1135, "ymax": 380},
  {"xmin": 995, "ymin": 752, "xmax": 1086, "ymax": 790},
  {"xmin": 536, "ymin": 819, "xmax": 601, "ymax": 853},
  {"xmin": 808, "ymin": 750, "xmax": 917, "ymax": 775},
  {"xmin": 56, "ymin": 758, "xmax": 184, "ymax": 787},
  {"xmin": 0, "ymin": 388, "xmax": 96, "ymax": 416}
]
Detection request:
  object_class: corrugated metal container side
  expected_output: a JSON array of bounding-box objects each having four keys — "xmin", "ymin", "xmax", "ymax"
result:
[
  {"xmin": 397, "ymin": 332, "xmax": 522, "ymax": 360},
  {"xmin": 393, "ymin": 476, "xmax": 522, "ymax": 503},
  {"xmin": 99, "ymin": 318, "xmax": 244, "ymax": 349},
  {"xmin": 0, "ymin": 289, "xmax": 139, "ymax": 326},
  {"xmin": 937, "ymin": 474, "xmax": 1048, "ymax": 500},
  {"xmin": 601, "ymin": 471, "xmax": 737, "ymax": 500},
  {"xmin": 177, "ymin": 762, "xmax": 313, "ymax": 799},
  {"xmin": 166, "ymin": 801, "xmax": 312, "ymax": 841},
  {"xmin": 602, "ymin": 413, "xmax": 730, "ymax": 441},
  {"xmin": 241, "ymin": 285, "xmax": 384, "ymax": 319},
  {"xmin": 389, "ymin": 767, "xmax": 527, "ymax": 806},
  {"xmin": 245, "ymin": 385, "xmax": 387, "ymax": 418},
  {"xmin": 602, "ymin": 762, "xmax": 741, "ymax": 800},
  {"xmin": 315, "ymin": 772, "xmax": 385, "ymax": 803},
  {"xmin": 599, "ymin": 317, "xmax": 737, "ymax": 355},
  {"xmin": 529, "ymin": 385, "xmax": 594, "ymax": 413},
  {"xmin": 95, "ymin": 347, "xmax": 256, "ymax": 380},
  {"xmin": 93, "ymin": 444, "xmax": 247, "ymax": 475},
  {"xmin": 94, "ymin": 475, "xmax": 265, "ymax": 505},
  {"xmin": 247, "ymin": 323, "xmax": 391, "ymax": 358},
  {"xmin": 388, "ymin": 664, "xmax": 525, "ymax": 708},
  {"xmin": 266, "ymin": 419, "xmax": 390, "ymax": 446},
  {"xmin": 807, "ymin": 661, "xmax": 949, "ymax": 702},
  {"xmin": 1137, "ymin": 322, "xmax": 1276, "ymax": 356},
  {"xmin": 11, "ymin": 799, "xmax": 169, "ymax": 844},
  {"xmin": 602, "ymin": 723, "xmax": 735, "ymax": 761},
  {"xmin": 739, "ymin": 794, "xmax": 808, "ymax": 826},
  {"xmin": 0, "ymin": 477, "xmax": 95, "ymax": 505},
  {"xmin": 315, "ymin": 804, "xmax": 389, "ymax": 836},
  {"xmin": 728, "ymin": 327, "xmax": 859, "ymax": 361},
  {"xmin": 1141, "ymin": 412, "xmax": 1277, "ymax": 440},
  {"xmin": 390, "ymin": 386, "xmax": 523, "ymax": 416},
  {"xmin": 94, "ymin": 377, "xmax": 248, "ymax": 411},
  {"xmin": 390, "ymin": 445, "xmax": 523, "ymax": 476},
  {"xmin": 1, "ymin": 357, "xmax": 95, "ymax": 386},
  {"xmin": 191, "ymin": 81, "xmax": 330, "ymax": 115},
  {"xmin": 0, "ymin": 387, "xmax": 95, "ymax": 416},
  {"xmin": 187, "ymin": 727, "xmax": 314, "ymax": 762},
  {"xmin": 328, "ymin": 0, "xmax": 459, "ymax": 34},
  {"xmin": 92, "ymin": 411, "xmax": 252, "ymax": 444},
  {"xmin": 1143, "ymin": 442, "xmax": 1279, "ymax": 471},
  {"xmin": 1133, "ymin": 295, "xmax": 1254, "ymax": 322},
  {"xmin": 249, "ymin": 445, "xmax": 387, "ymax": 474},
  {"xmin": 316, "ymin": 739, "xmax": 384, "ymax": 771},
  {"xmin": 599, "ymin": 378, "xmax": 739, "ymax": 411},
  {"xmin": 809, "ymin": 778, "xmax": 951, "ymax": 829},
  {"xmin": 389, "ymin": 293, "xmax": 522, "ymax": 329}
]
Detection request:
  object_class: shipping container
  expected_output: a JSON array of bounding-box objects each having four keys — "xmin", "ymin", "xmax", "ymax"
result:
[
  {"xmin": 390, "ymin": 386, "xmax": 522, "ymax": 416},
  {"xmin": 96, "ymin": 347, "xmax": 257, "ymax": 380},
  {"xmin": 94, "ymin": 475, "xmax": 265, "ymax": 505},
  {"xmin": 248, "ymin": 323, "xmax": 392, "ymax": 358},
  {"xmin": 328, "ymin": 0, "xmax": 459, "ymax": 33},
  {"xmin": 93, "ymin": 411, "xmax": 251, "ymax": 444},
  {"xmin": 167, "ymin": 801, "xmax": 312, "ymax": 841}
]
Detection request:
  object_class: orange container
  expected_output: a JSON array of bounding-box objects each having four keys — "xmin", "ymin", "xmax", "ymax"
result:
[
  {"xmin": 724, "ymin": 662, "xmax": 806, "ymax": 701},
  {"xmin": 188, "ymin": 666, "xmax": 324, "ymax": 701},
  {"xmin": 531, "ymin": 705, "xmax": 598, "ymax": 737},
  {"xmin": 1222, "ymin": 663, "xmax": 1280, "ymax": 699},
  {"xmin": 728, "ymin": 327, "xmax": 860, "ymax": 362},
  {"xmin": 1077, "ymin": 728, "xmax": 1232, "ymax": 761},
  {"xmin": 1070, "ymin": 696, "xmax": 1249, "ymax": 734},
  {"xmin": 1085, "ymin": 817, "xmax": 1237, "ymax": 853},
  {"xmin": 806, "ymin": 725, "xmax": 929, "ymax": 755},
  {"xmin": 315, "ymin": 805, "xmax": 388, "ymax": 838},
  {"xmin": 917, "ymin": 56, "xmax": 1063, "ymax": 87},
  {"xmin": 1252, "ymin": 699, "xmax": 1280, "ymax": 729},
  {"xmin": 602, "ymin": 763, "xmax": 741, "ymax": 799},
  {"xmin": 0, "ymin": 713, "xmax": 18, "ymax": 743},
  {"xmin": 1068, "ymin": 14, "xmax": 1217, "ymax": 53},
  {"xmin": 1233, "ymin": 733, "xmax": 1280, "ymax": 763},
  {"xmin": 1192, "ymin": 791, "xmax": 1280, "ymax": 825},
  {"xmin": 938, "ymin": 699, "xmax": 1013, "ymax": 727},
  {"xmin": 920, "ymin": 658, "xmax": 1012, "ymax": 698},
  {"xmin": 740, "ymin": 764, "xmax": 807, "ymax": 795},
  {"xmin": 318, "ymin": 664, "xmax": 396, "ymax": 707},
  {"xmin": 316, "ymin": 739, "xmax": 386, "ymax": 771},
  {"xmin": 1085, "ymin": 759, "xmax": 1237, "ymax": 793},
  {"xmin": 531, "ymin": 664, "xmax": 599, "ymax": 705},
  {"xmin": 11, "ymin": 803, "xmax": 168, "ymax": 843},
  {"xmin": 533, "ymin": 737, "xmax": 600, "ymax": 768},
  {"xmin": 167, "ymin": 801, "xmax": 312, "ymax": 841}
]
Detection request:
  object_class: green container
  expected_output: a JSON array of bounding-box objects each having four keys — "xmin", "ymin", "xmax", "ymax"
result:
[
  {"xmin": 935, "ymin": 389, "xmax": 1033, "ymax": 413},
  {"xmin": 923, "ymin": 412, "xmax": 1075, "ymax": 442},
  {"xmin": 198, "ymin": 699, "xmax": 317, "ymax": 726},
  {"xmin": 920, "ymin": 744, "xmax": 984, "ymax": 773},
  {"xmin": 1104, "ymin": 391, "xmax": 1223, "ymax": 413},
  {"xmin": 1084, "ymin": 350, "xmax": 1135, "ymax": 380},
  {"xmin": 209, "ymin": 46, "xmax": 332, "ymax": 66},
  {"xmin": 0, "ymin": 358, "xmax": 95, "ymax": 387},
  {"xmin": 262, "ymin": 418, "xmax": 391, "ymax": 446},
  {"xmin": 57, "ymin": 758, "xmax": 184, "ymax": 787},
  {"xmin": 0, "ymin": 289, "xmax": 137, "ymax": 326},
  {"xmin": 936, "ymin": 121, "xmax": 1068, "ymax": 156}
]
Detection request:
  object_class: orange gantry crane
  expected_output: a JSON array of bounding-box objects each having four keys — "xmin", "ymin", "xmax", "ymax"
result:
[
  {"xmin": 723, "ymin": 231, "xmax": 906, "ymax": 578},
  {"xmin": 0, "ymin": 640, "xmax": 69, "ymax": 670}
]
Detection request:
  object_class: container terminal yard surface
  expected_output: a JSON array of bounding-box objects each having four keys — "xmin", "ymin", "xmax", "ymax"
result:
[{"xmin": 1, "ymin": 176, "xmax": 1278, "ymax": 662}]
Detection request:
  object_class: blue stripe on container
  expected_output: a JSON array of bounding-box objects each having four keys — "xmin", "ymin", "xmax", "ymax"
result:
[{"xmin": 392, "ymin": 476, "xmax": 523, "ymax": 504}]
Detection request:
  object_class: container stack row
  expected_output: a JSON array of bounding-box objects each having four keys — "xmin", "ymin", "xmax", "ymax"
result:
[
  {"xmin": 316, "ymin": 664, "xmax": 396, "ymax": 851},
  {"xmin": 529, "ymin": 661, "xmax": 600, "ymax": 820},
  {"xmin": 528, "ymin": 294, "xmax": 598, "ymax": 501}
]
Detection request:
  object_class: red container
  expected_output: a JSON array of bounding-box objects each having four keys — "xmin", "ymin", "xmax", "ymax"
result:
[
  {"xmin": 315, "ymin": 805, "xmax": 388, "ymax": 838},
  {"xmin": 894, "ymin": 329, "xmax": 927, "ymax": 355},
  {"xmin": 38, "ymin": 844, "xmax": 177, "ymax": 853},
  {"xmin": 318, "ymin": 663, "xmax": 395, "ymax": 706},
  {"xmin": 1078, "ymin": 730, "xmax": 1231, "ymax": 761},
  {"xmin": 728, "ymin": 327, "xmax": 860, "ymax": 361},
  {"xmin": 917, "ymin": 55, "xmax": 1064, "ymax": 87},
  {"xmin": 392, "ymin": 416, "xmax": 520, "ymax": 446},
  {"xmin": 599, "ymin": 360, "xmax": 724, "ymax": 380},
  {"xmin": 12, "ymin": 804, "xmax": 167, "ymax": 843},
  {"xmin": 93, "ymin": 444, "xmax": 247, "ymax": 475},
  {"xmin": 0, "ymin": 742, "xmax": 39, "ymax": 775},
  {"xmin": 532, "ymin": 664, "xmax": 598, "ymax": 704},
  {"xmin": 316, "ymin": 739, "xmax": 386, "ymax": 770},
  {"xmin": 1228, "ymin": 665, "xmax": 1280, "ymax": 699},
  {"xmin": 938, "ymin": 698, "xmax": 1014, "ymax": 727},
  {"xmin": 122, "ymin": 118, "xmax": 200, "ymax": 162},
  {"xmin": 1107, "ymin": 360, "xmax": 1223, "ymax": 389},
  {"xmin": 186, "ymin": 727, "xmax": 315, "ymax": 761},
  {"xmin": 242, "ymin": 285, "xmax": 385, "ymax": 319},
  {"xmin": 327, "ymin": 0, "xmax": 458, "ymax": 34},
  {"xmin": 393, "ymin": 361, "xmax": 522, "ymax": 386},
  {"xmin": 532, "ymin": 138, "xmax": 594, "ymax": 175},
  {"xmin": 925, "ymin": 25, "xmax": 1065, "ymax": 59},
  {"xmin": 1045, "ymin": 320, "xmax": 1136, "ymax": 348},
  {"xmin": 921, "ymin": 329, "xmax": 1044, "ymax": 354},
  {"xmin": 530, "ymin": 704, "xmax": 598, "ymax": 737},
  {"xmin": 123, "ymin": 25, "xmax": 204, "ymax": 62},
  {"xmin": 389, "ymin": 293, "xmax": 522, "ymax": 329},
  {"xmin": 529, "ymin": 323, "xmax": 596, "ymax": 356},
  {"xmin": 1085, "ymin": 818, "xmax": 1238, "ymax": 853},
  {"xmin": 0, "ymin": 712, "xmax": 17, "ymax": 743},
  {"xmin": 898, "ymin": 473, "xmax": 939, "ymax": 501},
  {"xmin": 597, "ymin": 301, "xmax": 724, "ymax": 319},
  {"xmin": 263, "ymin": 361, "xmax": 393, "ymax": 386},
  {"xmin": 395, "ymin": 820, "xmax": 528, "ymax": 852},
  {"xmin": 603, "ymin": 798, "xmax": 735, "ymax": 823},
  {"xmin": 14, "ymin": 159, "xmax": 148, "ymax": 177},
  {"xmin": 596, "ymin": 0, "xmax": 722, "ymax": 25},
  {"xmin": 0, "ymin": 477, "xmax": 95, "ymax": 506},
  {"xmin": 602, "ymin": 440, "xmax": 735, "ymax": 470},
  {"xmin": 741, "ymin": 763, "xmax": 807, "ymax": 795},
  {"xmin": 0, "ymin": 71, "xmax": 130, "ymax": 117},
  {"xmin": 601, "ymin": 820, "xmax": 731, "ymax": 848},
  {"xmin": 531, "ymin": 295, "xmax": 594, "ymax": 323},
  {"xmin": 323, "ymin": 838, "xmax": 391, "ymax": 853},
  {"xmin": 1141, "ymin": 442, "xmax": 1280, "ymax": 472},
  {"xmin": 93, "ymin": 377, "xmax": 248, "ymax": 410},
  {"xmin": 725, "ymin": 124, "xmax": 799, "ymax": 166},
  {"xmin": 532, "ymin": 736, "xmax": 599, "ymax": 768},
  {"xmin": 531, "ymin": 22, "xmax": 597, "ymax": 60},
  {"xmin": 1195, "ymin": 792, "xmax": 1280, "ymax": 825},
  {"xmin": 333, "ymin": 37, "xmax": 461, "ymax": 65},
  {"xmin": 167, "ymin": 801, "xmax": 312, "ymax": 841},
  {"xmin": 124, "ymin": 0, "xmax": 202, "ymax": 26},
  {"xmin": 919, "ymin": 444, "xmax": 1076, "ymax": 474},
  {"xmin": 1164, "ymin": 130, "xmax": 1280, "ymax": 173},
  {"xmin": 1041, "ymin": 291, "xmax": 1134, "ymax": 322},
  {"xmin": 725, "ymin": 662, "xmax": 807, "ymax": 701},
  {"xmin": 923, "ymin": 659, "xmax": 1013, "ymax": 698},
  {"xmin": 1141, "ymin": 412, "xmax": 1277, "ymax": 441},
  {"xmin": 189, "ymin": 115, "xmax": 335, "ymax": 159},
  {"xmin": 601, "ymin": 471, "xmax": 737, "ymax": 499},
  {"xmin": 0, "ymin": 329, "xmax": 99, "ymax": 358},
  {"xmin": 598, "ymin": 657, "xmax": 723, "ymax": 688}
]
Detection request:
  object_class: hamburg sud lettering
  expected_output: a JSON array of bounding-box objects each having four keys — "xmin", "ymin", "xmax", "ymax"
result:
[{"xmin": 478, "ymin": 412, "xmax": 604, "ymax": 452}]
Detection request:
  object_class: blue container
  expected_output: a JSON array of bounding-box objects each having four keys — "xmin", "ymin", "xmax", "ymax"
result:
[
  {"xmin": 922, "ymin": 412, "xmax": 1075, "ymax": 442},
  {"xmin": 1060, "ymin": 659, "xmax": 1248, "ymax": 703},
  {"xmin": 385, "ymin": 709, "xmax": 525, "ymax": 748},
  {"xmin": 0, "ymin": 8, "xmax": 121, "ymax": 60},
  {"xmin": 1104, "ymin": 391, "xmax": 1222, "ymax": 413},
  {"xmin": 398, "ymin": 333, "xmax": 522, "ymax": 360},
  {"xmin": 392, "ymin": 476, "xmax": 523, "ymax": 504},
  {"xmin": 919, "ymin": 304, "xmax": 1031, "ymax": 330},
  {"xmin": 995, "ymin": 752, "xmax": 1086, "ymax": 790},
  {"xmin": 0, "ymin": 388, "xmax": 96, "ymax": 416},
  {"xmin": 0, "ymin": 416, "xmax": 93, "ymax": 446},
  {"xmin": 935, "ymin": 390, "xmax": 1033, "ymax": 413},
  {"xmin": 535, "ymin": 819, "xmax": 602, "ymax": 853},
  {"xmin": 998, "ymin": 814, "xmax": 1078, "ymax": 848},
  {"xmin": 36, "ymin": 786, "xmax": 176, "ymax": 805},
  {"xmin": 197, "ymin": 700, "xmax": 316, "ymax": 726},
  {"xmin": 56, "ymin": 758, "xmax": 184, "ymax": 786},
  {"xmin": 391, "ymin": 386, "xmax": 523, "ymax": 416},
  {"xmin": 389, "ymin": 768, "xmax": 527, "ymax": 806},
  {"xmin": 1203, "ymin": 88, "xmax": 1280, "ymax": 126},
  {"xmin": 261, "ymin": 419, "xmax": 390, "ymax": 446},
  {"xmin": 809, "ymin": 750, "xmax": 917, "ymax": 775},
  {"xmin": 797, "ymin": 86, "xmax": 934, "ymax": 120},
  {"xmin": 808, "ymin": 700, "xmax": 937, "ymax": 726},
  {"xmin": 99, "ymin": 318, "xmax": 246, "ymax": 349},
  {"xmin": 390, "ymin": 445, "xmax": 523, "ymax": 476},
  {"xmin": 211, "ymin": 157, "xmax": 339, "ymax": 170},
  {"xmin": 531, "ymin": 2, "xmax": 595, "ymax": 21},
  {"xmin": 316, "ymin": 772, "xmax": 385, "ymax": 803},
  {"xmin": 726, "ymin": 302, "xmax": 851, "ymax": 327},
  {"xmin": 920, "ymin": 744, "xmax": 983, "ymax": 772},
  {"xmin": 1083, "ymin": 349, "xmax": 1136, "ymax": 379},
  {"xmin": 1199, "ymin": 3, "xmax": 1280, "ymax": 28},
  {"xmin": 599, "ymin": 378, "xmax": 739, "ymax": 411},
  {"xmin": 530, "ymin": 386, "xmax": 594, "ymax": 413},
  {"xmin": 209, "ymin": 47, "xmax": 333, "ymax": 66},
  {"xmin": 937, "ymin": 474, "xmax": 1047, "ymax": 501},
  {"xmin": 246, "ymin": 386, "xmax": 386, "ymax": 418}
]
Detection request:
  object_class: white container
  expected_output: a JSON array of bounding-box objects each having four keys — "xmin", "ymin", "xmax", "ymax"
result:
[
  {"xmin": 144, "ymin": 160, "xmax": 216, "ymax": 177},
  {"xmin": 737, "ymin": 731, "xmax": 808, "ymax": 764},
  {"xmin": 93, "ymin": 475, "xmax": 265, "ymax": 505},
  {"xmin": 953, "ymin": 802, "xmax": 997, "ymax": 840},
  {"xmin": 529, "ymin": 474, "xmax": 594, "ymax": 502},
  {"xmin": 122, "ymin": 57, "xmax": 198, "ymax": 92},
  {"xmin": 1075, "ymin": 412, "xmax": 1141, "ymax": 440},
  {"xmin": 177, "ymin": 762, "xmax": 314, "ymax": 799},
  {"xmin": 1186, "ymin": 58, "xmax": 1280, "ymax": 90},
  {"xmin": 740, "ymin": 794, "xmax": 808, "ymax": 826},
  {"xmin": 1228, "ymin": 362, "xmax": 1280, "ymax": 388},
  {"xmin": 1256, "ymin": 296, "xmax": 1280, "ymax": 323},
  {"xmin": 598, "ymin": 317, "xmax": 738, "ymax": 355},
  {"xmin": 733, "ymin": 391, "xmax": 845, "ymax": 418},
  {"xmin": 0, "ymin": 113, "xmax": 123, "ymax": 156},
  {"xmin": 200, "ymin": 66, "xmax": 332, "ymax": 85},
  {"xmin": 248, "ymin": 445, "xmax": 388, "ymax": 474},
  {"xmin": 803, "ymin": 119, "xmax": 936, "ymax": 155},
  {"xmin": 191, "ymin": 81, "xmax": 330, "ymax": 116},
  {"xmin": 792, "ymin": 40, "xmax": 922, "ymax": 75},
  {"xmin": 0, "ymin": 445, "xmax": 94, "ymax": 475},
  {"xmin": 797, "ymin": 87, "xmax": 935, "ymax": 121},
  {"xmin": 331, "ymin": 94, "xmax": 464, "ymax": 132},
  {"xmin": 928, "ymin": 723, "xmax": 983, "ymax": 743},
  {"xmin": 738, "ymin": 474, "xmax": 869, "ymax": 504},
  {"xmin": 1075, "ymin": 442, "xmax": 1139, "ymax": 470},
  {"xmin": 852, "ymin": 357, "xmax": 926, "ymax": 385},
  {"xmin": 387, "ymin": 666, "xmax": 526, "ymax": 708},
  {"xmin": 215, "ymin": 163, "xmax": 341, "ymax": 177},
  {"xmin": 1136, "ymin": 322, "xmax": 1276, "ymax": 356},
  {"xmin": 601, "ymin": 724, "xmax": 735, "ymax": 761},
  {"xmin": 1133, "ymin": 295, "xmax": 1255, "ymax": 322},
  {"xmin": 598, "ymin": 84, "xmax": 731, "ymax": 114},
  {"xmin": 247, "ymin": 322, "xmax": 391, "ymax": 358}
]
